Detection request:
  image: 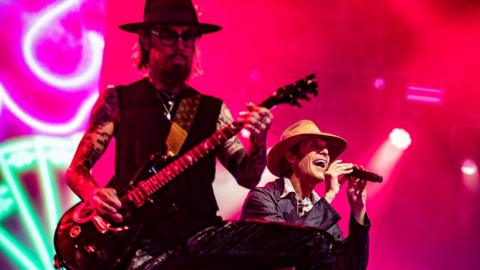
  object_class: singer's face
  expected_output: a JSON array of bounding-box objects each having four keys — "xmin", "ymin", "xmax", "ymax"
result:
[{"xmin": 289, "ymin": 138, "xmax": 330, "ymax": 183}]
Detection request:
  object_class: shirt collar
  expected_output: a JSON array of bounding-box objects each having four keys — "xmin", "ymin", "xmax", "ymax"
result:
[{"xmin": 280, "ymin": 177, "xmax": 320, "ymax": 203}]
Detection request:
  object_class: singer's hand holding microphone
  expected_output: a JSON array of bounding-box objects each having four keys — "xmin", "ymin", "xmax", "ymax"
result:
[
  {"xmin": 319, "ymin": 160, "xmax": 378, "ymax": 225},
  {"xmin": 316, "ymin": 159, "xmax": 382, "ymax": 203}
]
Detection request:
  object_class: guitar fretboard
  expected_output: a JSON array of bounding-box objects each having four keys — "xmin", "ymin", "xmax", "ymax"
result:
[{"xmin": 126, "ymin": 122, "xmax": 242, "ymax": 207}]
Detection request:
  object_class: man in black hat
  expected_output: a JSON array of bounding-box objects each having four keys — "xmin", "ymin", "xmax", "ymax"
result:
[
  {"xmin": 242, "ymin": 120, "xmax": 370, "ymax": 269},
  {"xmin": 65, "ymin": 0, "xmax": 272, "ymax": 268}
]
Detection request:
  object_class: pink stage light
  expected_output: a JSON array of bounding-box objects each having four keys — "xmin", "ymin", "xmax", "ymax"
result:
[
  {"xmin": 462, "ymin": 159, "xmax": 478, "ymax": 175},
  {"xmin": 406, "ymin": 85, "xmax": 445, "ymax": 105},
  {"xmin": 22, "ymin": 0, "xmax": 104, "ymax": 89},
  {"xmin": 2, "ymin": 0, "xmax": 104, "ymax": 134},
  {"xmin": 0, "ymin": 83, "xmax": 98, "ymax": 134},
  {"xmin": 389, "ymin": 128, "xmax": 412, "ymax": 150},
  {"xmin": 373, "ymin": 77, "xmax": 386, "ymax": 90},
  {"xmin": 462, "ymin": 159, "xmax": 479, "ymax": 192}
]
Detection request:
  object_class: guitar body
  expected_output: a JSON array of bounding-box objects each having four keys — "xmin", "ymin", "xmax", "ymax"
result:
[{"xmin": 53, "ymin": 203, "xmax": 144, "ymax": 270}]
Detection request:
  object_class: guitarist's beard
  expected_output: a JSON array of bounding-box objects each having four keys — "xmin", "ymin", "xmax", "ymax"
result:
[{"xmin": 153, "ymin": 58, "xmax": 192, "ymax": 90}]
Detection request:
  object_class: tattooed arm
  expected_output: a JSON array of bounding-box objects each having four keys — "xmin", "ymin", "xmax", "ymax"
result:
[
  {"xmin": 65, "ymin": 86, "xmax": 123, "ymax": 222},
  {"xmin": 216, "ymin": 102, "xmax": 273, "ymax": 189}
]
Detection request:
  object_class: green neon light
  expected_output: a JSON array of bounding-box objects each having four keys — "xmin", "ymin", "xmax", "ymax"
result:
[
  {"xmin": 0, "ymin": 150, "xmax": 51, "ymax": 269},
  {"xmin": 0, "ymin": 134, "xmax": 81, "ymax": 269},
  {"xmin": 0, "ymin": 184, "xmax": 15, "ymax": 220},
  {"xmin": 34, "ymin": 137, "xmax": 61, "ymax": 239},
  {"xmin": 3, "ymin": 142, "xmax": 36, "ymax": 171},
  {"xmin": 0, "ymin": 227, "xmax": 41, "ymax": 270}
]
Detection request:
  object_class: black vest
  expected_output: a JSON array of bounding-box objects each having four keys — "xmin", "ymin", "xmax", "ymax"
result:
[{"xmin": 109, "ymin": 78, "xmax": 223, "ymax": 244}]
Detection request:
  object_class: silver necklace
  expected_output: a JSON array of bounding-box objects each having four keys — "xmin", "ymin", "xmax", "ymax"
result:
[
  {"xmin": 156, "ymin": 91, "xmax": 175, "ymax": 121},
  {"xmin": 148, "ymin": 77, "xmax": 176, "ymax": 121}
]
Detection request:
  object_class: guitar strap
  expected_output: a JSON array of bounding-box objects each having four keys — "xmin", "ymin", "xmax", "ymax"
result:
[{"xmin": 165, "ymin": 91, "xmax": 202, "ymax": 156}]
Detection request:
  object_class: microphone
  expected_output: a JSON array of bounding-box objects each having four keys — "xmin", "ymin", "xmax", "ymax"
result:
[
  {"xmin": 348, "ymin": 167, "xmax": 383, "ymax": 183},
  {"xmin": 313, "ymin": 160, "xmax": 383, "ymax": 183}
]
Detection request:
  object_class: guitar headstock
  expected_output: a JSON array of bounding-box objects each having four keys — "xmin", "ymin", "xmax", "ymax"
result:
[{"xmin": 260, "ymin": 74, "xmax": 318, "ymax": 109}]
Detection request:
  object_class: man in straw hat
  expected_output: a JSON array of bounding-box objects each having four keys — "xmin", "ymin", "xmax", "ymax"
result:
[
  {"xmin": 242, "ymin": 120, "xmax": 370, "ymax": 269},
  {"xmin": 64, "ymin": 0, "xmax": 273, "ymax": 268}
]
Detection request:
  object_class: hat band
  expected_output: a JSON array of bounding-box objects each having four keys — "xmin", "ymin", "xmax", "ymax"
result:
[{"xmin": 144, "ymin": 10, "xmax": 199, "ymax": 25}]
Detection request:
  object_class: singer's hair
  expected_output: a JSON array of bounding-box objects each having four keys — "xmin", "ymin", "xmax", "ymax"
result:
[{"xmin": 279, "ymin": 142, "xmax": 302, "ymax": 178}]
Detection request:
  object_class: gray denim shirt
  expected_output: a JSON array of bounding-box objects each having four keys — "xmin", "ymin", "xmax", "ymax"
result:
[{"xmin": 241, "ymin": 178, "xmax": 370, "ymax": 270}]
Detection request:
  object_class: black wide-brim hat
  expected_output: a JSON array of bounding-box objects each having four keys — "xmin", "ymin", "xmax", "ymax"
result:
[{"xmin": 119, "ymin": 0, "xmax": 221, "ymax": 34}]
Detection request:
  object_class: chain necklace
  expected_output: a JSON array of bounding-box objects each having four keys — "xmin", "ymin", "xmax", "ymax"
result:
[
  {"xmin": 148, "ymin": 77, "xmax": 177, "ymax": 121},
  {"xmin": 157, "ymin": 91, "xmax": 175, "ymax": 121}
]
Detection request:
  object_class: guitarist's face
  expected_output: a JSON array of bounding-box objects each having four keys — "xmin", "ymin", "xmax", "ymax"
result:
[{"xmin": 146, "ymin": 25, "xmax": 198, "ymax": 87}]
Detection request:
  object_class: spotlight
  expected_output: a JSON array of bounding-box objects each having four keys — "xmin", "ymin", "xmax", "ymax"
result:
[
  {"xmin": 461, "ymin": 159, "xmax": 478, "ymax": 175},
  {"xmin": 373, "ymin": 77, "xmax": 385, "ymax": 90},
  {"xmin": 389, "ymin": 128, "xmax": 411, "ymax": 150}
]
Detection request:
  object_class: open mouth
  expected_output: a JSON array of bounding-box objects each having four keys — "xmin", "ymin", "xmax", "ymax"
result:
[{"xmin": 313, "ymin": 158, "xmax": 327, "ymax": 168}]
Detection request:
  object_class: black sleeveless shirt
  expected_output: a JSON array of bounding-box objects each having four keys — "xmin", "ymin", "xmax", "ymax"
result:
[{"xmin": 108, "ymin": 78, "xmax": 224, "ymax": 244}]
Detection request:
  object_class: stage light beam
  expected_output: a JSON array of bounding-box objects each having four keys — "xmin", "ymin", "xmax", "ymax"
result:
[{"xmin": 389, "ymin": 128, "xmax": 412, "ymax": 150}]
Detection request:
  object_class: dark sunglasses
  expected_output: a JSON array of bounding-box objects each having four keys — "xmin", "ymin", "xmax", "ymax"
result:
[{"xmin": 150, "ymin": 29, "xmax": 199, "ymax": 48}]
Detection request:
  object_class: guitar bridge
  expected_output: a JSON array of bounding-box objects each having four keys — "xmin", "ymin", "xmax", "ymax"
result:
[{"xmin": 92, "ymin": 215, "xmax": 129, "ymax": 234}]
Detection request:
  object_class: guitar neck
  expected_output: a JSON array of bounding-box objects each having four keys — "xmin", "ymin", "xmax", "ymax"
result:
[{"xmin": 124, "ymin": 121, "xmax": 243, "ymax": 207}]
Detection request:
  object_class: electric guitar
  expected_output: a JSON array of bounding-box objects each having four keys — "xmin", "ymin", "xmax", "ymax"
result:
[{"xmin": 53, "ymin": 74, "xmax": 318, "ymax": 270}]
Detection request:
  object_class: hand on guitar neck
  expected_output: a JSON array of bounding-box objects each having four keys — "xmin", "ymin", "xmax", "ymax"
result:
[{"xmin": 237, "ymin": 102, "xmax": 273, "ymax": 144}]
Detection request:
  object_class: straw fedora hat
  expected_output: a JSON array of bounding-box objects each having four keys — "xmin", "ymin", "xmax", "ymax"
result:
[
  {"xmin": 119, "ymin": 0, "xmax": 221, "ymax": 34},
  {"xmin": 267, "ymin": 120, "xmax": 347, "ymax": 177}
]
